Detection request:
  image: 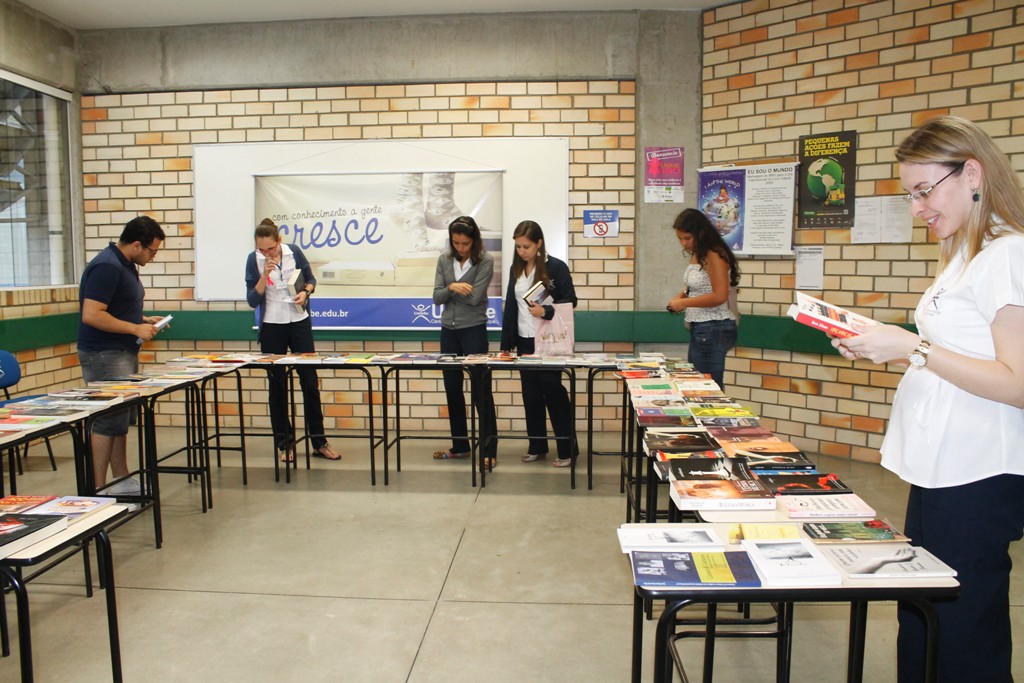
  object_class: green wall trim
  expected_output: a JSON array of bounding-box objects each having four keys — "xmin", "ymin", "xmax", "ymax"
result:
[{"xmin": 0, "ymin": 310, "xmax": 915, "ymax": 355}]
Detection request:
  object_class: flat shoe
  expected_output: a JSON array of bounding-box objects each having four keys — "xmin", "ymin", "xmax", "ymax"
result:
[
  {"xmin": 433, "ymin": 449, "xmax": 470, "ymax": 460},
  {"xmin": 553, "ymin": 457, "xmax": 572, "ymax": 468},
  {"xmin": 521, "ymin": 452, "xmax": 546, "ymax": 463},
  {"xmin": 314, "ymin": 446, "xmax": 341, "ymax": 460}
]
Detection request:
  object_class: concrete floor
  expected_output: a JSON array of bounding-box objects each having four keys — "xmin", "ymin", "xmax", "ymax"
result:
[{"xmin": 2, "ymin": 430, "xmax": 1022, "ymax": 682}]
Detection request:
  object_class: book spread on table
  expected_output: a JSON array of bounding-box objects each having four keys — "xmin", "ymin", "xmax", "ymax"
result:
[
  {"xmin": 0, "ymin": 513, "xmax": 69, "ymax": 559},
  {"xmin": 0, "ymin": 495, "xmax": 58, "ymax": 514},
  {"xmin": 668, "ymin": 457, "xmax": 776, "ymax": 511},
  {"xmin": 46, "ymin": 389, "xmax": 126, "ymax": 406},
  {"xmin": 820, "ymin": 543, "xmax": 957, "ymax": 579},
  {"xmin": 0, "ymin": 414, "xmax": 62, "ymax": 431},
  {"xmin": 741, "ymin": 538, "xmax": 842, "ymax": 587},
  {"xmin": 617, "ymin": 524, "xmax": 725, "ymax": 553},
  {"xmin": 803, "ymin": 519, "xmax": 910, "ymax": 543},
  {"xmin": 30, "ymin": 496, "xmax": 116, "ymax": 523},
  {"xmin": 778, "ymin": 493, "xmax": 876, "ymax": 519},
  {"xmin": 755, "ymin": 471, "xmax": 852, "ymax": 496},
  {"xmin": 719, "ymin": 440, "xmax": 816, "ymax": 471},
  {"xmin": 787, "ymin": 291, "xmax": 880, "ymax": 339},
  {"xmin": 630, "ymin": 550, "xmax": 762, "ymax": 588},
  {"xmin": 643, "ymin": 432, "xmax": 721, "ymax": 455}
]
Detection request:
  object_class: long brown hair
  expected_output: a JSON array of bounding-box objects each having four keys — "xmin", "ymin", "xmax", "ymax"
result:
[
  {"xmin": 895, "ymin": 116, "xmax": 1024, "ymax": 273},
  {"xmin": 511, "ymin": 220, "xmax": 550, "ymax": 288},
  {"xmin": 672, "ymin": 208, "xmax": 740, "ymax": 287}
]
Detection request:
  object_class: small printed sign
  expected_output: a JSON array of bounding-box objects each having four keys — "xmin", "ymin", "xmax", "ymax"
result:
[{"xmin": 583, "ymin": 210, "xmax": 620, "ymax": 238}]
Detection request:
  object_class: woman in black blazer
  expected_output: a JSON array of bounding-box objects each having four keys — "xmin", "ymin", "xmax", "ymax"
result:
[{"xmin": 499, "ymin": 220, "xmax": 578, "ymax": 467}]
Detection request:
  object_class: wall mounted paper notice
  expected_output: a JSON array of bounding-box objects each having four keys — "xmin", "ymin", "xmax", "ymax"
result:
[
  {"xmin": 852, "ymin": 196, "xmax": 913, "ymax": 244},
  {"xmin": 795, "ymin": 246, "xmax": 825, "ymax": 291},
  {"xmin": 644, "ymin": 147, "xmax": 684, "ymax": 203}
]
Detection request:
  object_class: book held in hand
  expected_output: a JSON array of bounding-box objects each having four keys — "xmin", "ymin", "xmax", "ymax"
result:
[
  {"xmin": 787, "ymin": 291, "xmax": 879, "ymax": 339},
  {"xmin": 630, "ymin": 550, "xmax": 762, "ymax": 588},
  {"xmin": 821, "ymin": 543, "xmax": 957, "ymax": 579},
  {"xmin": 0, "ymin": 513, "xmax": 69, "ymax": 559},
  {"xmin": 522, "ymin": 280, "xmax": 551, "ymax": 306}
]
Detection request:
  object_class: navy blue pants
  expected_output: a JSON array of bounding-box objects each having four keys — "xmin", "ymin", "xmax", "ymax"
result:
[
  {"xmin": 898, "ymin": 475, "xmax": 1024, "ymax": 683},
  {"xmin": 686, "ymin": 318, "xmax": 737, "ymax": 389},
  {"xmin": 516, "ymin": 336, "xmax": 575, "ymax": 459},
  {"xmin": 440, "ymin": 324, "xmax": 496, "ymax": 457}
]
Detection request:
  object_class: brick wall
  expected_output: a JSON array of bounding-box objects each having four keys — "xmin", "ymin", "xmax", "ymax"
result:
[
  {"xmin": 73, "ymin": 80, "xmax": 637, "ymax": 434},
  {"xmin": 702, "ymin": 0, "xmax": 1024, "ymax": 461}
]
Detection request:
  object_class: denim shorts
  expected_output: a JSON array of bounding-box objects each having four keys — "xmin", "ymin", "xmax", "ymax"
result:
[{"xmin": 77, "ymin": 348, "xmax": 138, "ymax": 436}]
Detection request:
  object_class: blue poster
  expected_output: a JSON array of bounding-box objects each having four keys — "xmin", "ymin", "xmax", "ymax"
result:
[{"xmin": 697, "ymin": 169, "xmax": 746, "ymax": 252}]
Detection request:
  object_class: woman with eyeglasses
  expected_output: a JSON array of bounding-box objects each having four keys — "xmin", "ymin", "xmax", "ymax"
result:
[
  {"xmin": 833, "ymin": 116, "xmax": 1024, "ymax": 683},
  {"xmin": 431, "ymin": 216, "xmax": 497, "ymax": 464},
  {"xmin": 245, "ymin": 218, "xmax": 340, "ymax": 463}
]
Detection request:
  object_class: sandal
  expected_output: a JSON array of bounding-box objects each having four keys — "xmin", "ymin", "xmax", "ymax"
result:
[
  {"xmin": 433, "ymin": 449, "xmax": 470, "ymax": 460},
  {"xmin": 482, "ymin": 457, "xmax": 497, "ymax": 470},
  {"xmin": 314, "ymin": 445, "xmax": 341, "ymax": 460},
  {"xmin": 279, "ymin": 449, "xmax": 295, "ymax": 463}
]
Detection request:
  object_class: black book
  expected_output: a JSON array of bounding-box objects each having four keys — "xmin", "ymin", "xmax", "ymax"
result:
[
  {"xmin": 0, "ymin": 513, "xmax": 68, "ymax": 559},
  {"xmin": 755, "ymin": 472, "xmax": 853, "ymax": 496},
  {"xmin": 643, "ymin": 431, "xmax": 720, "ymax": 455}
]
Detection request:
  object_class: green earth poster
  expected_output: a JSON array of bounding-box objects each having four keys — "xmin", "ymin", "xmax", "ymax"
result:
[{"xmin": 798, "ymin": 130, "xmax": 856, "ymax": 229}]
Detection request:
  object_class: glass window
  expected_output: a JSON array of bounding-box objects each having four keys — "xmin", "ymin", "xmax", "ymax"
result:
[{"xmin": 0, "ymin": 72, "xmax": 73, "ymax": 287}]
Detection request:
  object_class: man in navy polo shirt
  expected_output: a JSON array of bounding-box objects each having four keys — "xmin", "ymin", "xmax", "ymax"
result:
[{"xmin": 77, "ymin": 216, "xmax": 166, "ymax": 494}]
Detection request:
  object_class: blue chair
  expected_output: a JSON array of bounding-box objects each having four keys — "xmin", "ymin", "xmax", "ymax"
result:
[{"xmin": 0, "ymin": 350, "xmax": 57, "ymax": 472}]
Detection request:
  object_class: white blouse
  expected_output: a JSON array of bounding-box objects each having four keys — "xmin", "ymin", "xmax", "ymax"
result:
[
  {"xmin": 683, "ymin": 263, "xmax": 736, "ymax": 324},
  {"xmin": 255, "ymin": 244, "xmax": 309, "ymax": 325},
  {"xmin": 880, "ymin": 232, "xmax": 1024, "ymax": 488}
]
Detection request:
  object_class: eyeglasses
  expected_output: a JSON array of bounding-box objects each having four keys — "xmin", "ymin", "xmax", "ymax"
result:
[
  {"xmin": 902, "ymin": 163, "xmax": 964, "ymax": 203},
  {"xmin": 143, "ymin": 245, "xmax": 159, "ymax": 257}
]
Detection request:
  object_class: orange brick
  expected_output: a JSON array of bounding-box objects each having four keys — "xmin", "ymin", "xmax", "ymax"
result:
[
  {"xmin": 827, "ymin": 8, "xmax": 860, "ymax": 27},
  {"xmin": 912, "ymin": 109, "xmax": 949, "ymax": 127},
  {"xmin": 740, "ymin": 27, "xmax": 769, "ymax": 44},
  {"xmin": 796, "ymin": 15, "xmax": 827, "ymax": 32},
  {"xmin": 814, "ymin": 89, "xmax": 844, "ymax": 106},
  {"xmin": 894, "ymin": 26, "xmax": 929, "ymax": 46},
  {"xmin": 790, "ymin": 379, "xmax": 822, "ymax": 395},
  {"xmin": 750, "ymin": 359, "xmax": 779, "ymax": 375},
  {"xmin": 82, "ymin": 108, "xmax": 108, "ymax": 121},
  {"xmin": 762, "ymin": 376, "xmax": 790, "ymax": 391},
  {"xmin": 715, "ymin": 33, "xmax": 741, "ymax": 50},
  {"xmin": 821, "ymin": 413, "xmax": 852, "ymax": 429},
  {"xmin": 135, "ymin": 132, "xmax": 163, "ymax": 145},
  {"xmin": 728, "ymin": 73, "xmax": 757, "ymax": 90},
  {"xmin": 880, "ymin": 80, "xmax": 916, "ymax": 98},
  {"xmin": 851, "ymin": 415, "xmax": 886, "ymax": 433},
  {"xmin": 845, "ymin": 52, "xmax": 879, "ymax": 71}
]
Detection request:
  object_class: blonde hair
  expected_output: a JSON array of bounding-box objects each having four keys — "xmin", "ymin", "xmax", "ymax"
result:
[{"xmin": 895, "ymin": 116, "xmax": 1024, "ymax": 273}]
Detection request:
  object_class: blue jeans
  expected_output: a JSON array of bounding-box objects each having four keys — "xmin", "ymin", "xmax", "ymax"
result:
[{"xmin": 686, "ymin": 319, "xmax": 737, "ymax": 389}]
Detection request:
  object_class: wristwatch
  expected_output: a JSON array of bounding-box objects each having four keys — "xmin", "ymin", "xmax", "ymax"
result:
[{"xmin": 908, "ymin": 339, "xmax": 931, "ymax": 368}]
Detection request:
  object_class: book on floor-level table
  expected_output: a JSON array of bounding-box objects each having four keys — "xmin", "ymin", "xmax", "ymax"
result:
[
  {"xmin": 617, "ymin": 523, "xmax": 725, "ymax": 553},
  {"xmin": 630, "ymin": 550, "xmax": 762, "ymax": 588},
  {"xmin": 787, "ymin": 291, "xmax": 880, "ymax": 339},
  {"xmin": 741, "ymin": 537, "xmax": 842, "ymax": 587},
  {"xmin": 821, "ymin": 543, "xmax": 957, "ymax": 579},
  {"xmin": 803, "ymin": 519, "xmax": 910, "ymax": 543},
  {"xmin": 29, "ymin": 496, "xmax": 116, "ymax": 523},
  {"xmin": 0, "ymin": 495, "xmax": 58, "ymax": 514},
  {"xmin": 0, "ymin": 513, "xmax": 69, "ymax": 559},
  {"xmin": 778, "ymin": 493, "xmax": 876, "ymax": 519}
]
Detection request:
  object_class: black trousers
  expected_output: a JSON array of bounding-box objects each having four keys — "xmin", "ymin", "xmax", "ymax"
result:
[
  {"xmin": 516, "ymin": 336, "xmax": 575, "ymax": 459},
  {"xmin": 440, "ymin": 325, "xmax": 496, "ymax": 457},
  {"xmin": 260, "ymin": 318, "xmax": 328, "ymax": 451},
  {"xmin": 898, "ymin": 474, "xmax": 1024, "ymax": 683}
]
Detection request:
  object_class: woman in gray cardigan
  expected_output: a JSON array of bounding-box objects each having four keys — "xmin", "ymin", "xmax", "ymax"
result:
[{"xmin": 432, "ymin": 216, "xmax": 497, "ymax": 464}]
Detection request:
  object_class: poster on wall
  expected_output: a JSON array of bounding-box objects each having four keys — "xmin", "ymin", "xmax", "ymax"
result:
[
  {"xmin": 254, "ymin": 172, "xmax": 504, "ymax": 330},
  {"xmin": 644, "ymin": 147, "xmax": 684, "ymax": 203},
  {"xmin": 798, "ymin": 130, "xmax": 857, "ymax": 229},
  {"xmin": 697, "ymin": 163, "xmax": 796, "ymax": 256}
]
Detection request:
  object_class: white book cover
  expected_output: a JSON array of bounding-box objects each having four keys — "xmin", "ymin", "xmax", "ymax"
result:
[
  {"xmin": 779, "ymin": 493, "xmax": 875, "ymax": 519},
  {"xmin": 616, "ymin": 523, "xmax": 725, "ymax": 553},
  {"xmin": 741, "ymin": 537, "xmax": 842, "ymax": 586},
  {"xmin": 821, "ymin": 543, "xmax": 957, "ymax": 579}
]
